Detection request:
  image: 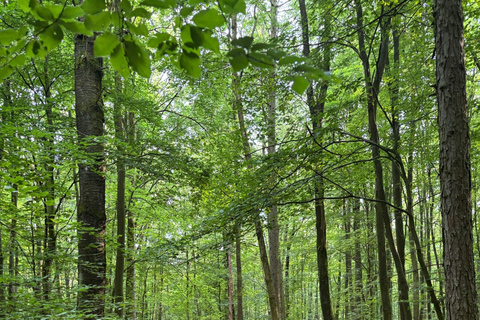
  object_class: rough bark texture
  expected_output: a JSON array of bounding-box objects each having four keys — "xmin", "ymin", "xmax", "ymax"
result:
[
  {"xmin": 74, "ymin": 33, "xmax": 106, "ymax": 317},
  {"xmin": 434, "ymin": 0, "xmax": 478, "ymax": 318}
]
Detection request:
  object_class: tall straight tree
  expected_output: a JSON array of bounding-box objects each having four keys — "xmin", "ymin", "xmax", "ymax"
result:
[
  {"xmin": 434, "ymin": 0, "xmax": 478, "ymax": 318},
  {"xmin": 74, "ymin": 14, "xmax": 106, "ymax": 317},
  {"xmin": 266, "ymin": 0, "xmax": 285, "ymax": 317},
  {"xmin": 297, "ymin": 0, "xmax": 335, "ymax": 318}
]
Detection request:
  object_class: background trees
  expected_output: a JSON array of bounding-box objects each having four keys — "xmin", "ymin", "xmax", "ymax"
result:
[{"xmin": 0, "ymin": 0, "xmax": 479, "ymax": 319}]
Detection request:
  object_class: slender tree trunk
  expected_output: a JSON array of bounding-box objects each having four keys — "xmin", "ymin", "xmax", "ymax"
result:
[
  {"xmin": 41, "ymin": 54, "xmax": 57, "ymax": 301},
  {"xmin": 344, "ymin": 212, "xmax": 352, "ymax": 318},
  {"xmin": 298, "ymin": 0, "xmax": 335, "ymax": 318},
  {"xmin": 231, "ymin": 14, "xmax": 279, "ymax": 320},
  {"xmin": 267, "ymin": 0, "xmax": 285, "ymax": 317},
  {"xmin": 8, "ymin": 184, "xmax": 18, "ymax": 302},
  {"xmin": 235, "ymin": 224, "xmax": 244, "ymax": 320},
  {"xmin": 228, "ymin": 245, "xmax": 234, "ymax": 320},
  {"xmin": 353, "ymin": 205, "xmax": 364, "ymax": 320},
  {"xmin": 434, "ymin": 0, "xmax": 478, "ymax": 317},
  {"xmin": 355, "ymin": 2, "xmax": 412, "ymax": 319},
  {"xmin": 126, "ymin": 112, "xmax": 137, "ymax": 320},
  {"xmin": 74, "ymin": 30, "xmax": 106, "ymax": 317},
  {"xmin": 113, "ymin": 76, "xmax": 126, "ymax": 318},
  {"xmin": 389, "ymin": 22, "xmax": 408, "ymax": 320}
]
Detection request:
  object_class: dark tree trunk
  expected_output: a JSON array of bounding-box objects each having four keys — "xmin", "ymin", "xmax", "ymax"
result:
[
  {"xmin": 126, "ymin": 112, "xmax": 137, "ymax": 320},
  {"xmin": 298, "ymin": 0, "xmax": 335, "ymax": 318},
  {"xmin": 355, "ymin": 2, "xmax": 412, "ymax": 319},
  {"xmin": 42, "ymin": 54, "xmax": 57, "ymax": 301},
  {"xmin": 434, "ymin": 0, "xmax": 478, "ymax": 318},
  {"xmin": 235, "ymin": 224, "xmax": 244, "ymax": 320},
  {"xmin": 113, "ymin": 76, "xmax": 126, "ymax": 318},
  {"xmin": 74, "ymin": 32, "xmax": 106, "ymax": 317},
  {"xmin": 231, "ymin": 14, "xmax": 279, "ymax": 320}
]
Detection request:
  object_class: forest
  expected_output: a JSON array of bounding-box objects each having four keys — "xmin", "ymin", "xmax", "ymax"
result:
[{"xmin": 0, "ymin": 0, "xmax": 479, "ymax": 318}]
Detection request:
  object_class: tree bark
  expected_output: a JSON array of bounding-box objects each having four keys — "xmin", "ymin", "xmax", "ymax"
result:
[
  {"xmin": 355, "ymin": 2, "xmax": 412, "ymax": 319},
  {"xmin": 298, "ymin": 0, "xmax": 335, "ymax": 318},
  {"xmin": 74, "ymin": 31, "xmax": 106, "ymax": 317},
  {"xmin": 41, "ymin": 54, "xmax": 57, "ymax": 301},
  {"xmin": 126, "ymin": 112, "xmax": 137, "ymax": 320},
  {"xmin": 267, "ymin": 0, "xmax": 285, "ymax": 317},
  {"xmin": 231, "ymin": 14, "xmax": 279, "ymax": 320},
  {"xmin": 235, "ymin": 224, "xmax": 244, "ymax": 320},
  {"xmin": 113, "ymin": 76, "xmax": 126, "ymax": 318},
  {"xmin": 434, "ymin": 0, "xmax": 478, "ymax": 318}
]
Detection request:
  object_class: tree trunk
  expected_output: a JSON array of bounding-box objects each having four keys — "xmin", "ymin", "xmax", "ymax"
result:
[
  {"xmin": 231, "ymin": 14, "xmax": 279, "ymax": 320},
  {"xmin": 235, "ymin": 224, "xmax": 244, "ymax": 320},
  {"xmin": 389, "ymin": 22, "xmax": 408, "ymax": 320},
  {"xmin": 126, "ymin": 112, "xmax": 137, "ymax": 320},
  {"xmin": 353, "ymin": 205, "xmax": 364, "ymax": 320},
  {"xmin": 434, "ymin": 0, "xmax": 478, "ymax": 317},
  {"xmin": 113, "ymin": 76, "xmax": 126, "ymax": 318},
  {"xmin": 8, "ymin": 184, "xmax": 18, "ymax": 302},
  {"xmin": 355, "ymin": 2, "xmax": 412, "ymax": 319},
  {"xmin": 298, "ymin": 0, "xmax": 335, "ymax": 318},
  {"xmin": 74, "ymin": 31, "xmax": 106, "ymax": 317},
  {"xmin": 42, "ymin": 54, "xmax": 57, "ymax": 301},
  {"xmin": 267, "ymin": 0, "xmax": 285, "ymax": 317}
]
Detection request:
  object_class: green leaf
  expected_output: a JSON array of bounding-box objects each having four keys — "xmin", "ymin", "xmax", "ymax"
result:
[
  {"xmin": 219, "ymin": 0, "xmax": 245, "ymax": 14},
  {"xmin": 192, "ymin": 9, "xmax": 224, "ymax": 29},
  {"xmin": 17, "ymin": 0, "xmax": 33, "ymax": 12},
  {"xmin": 127, "ymin": 7, "xmax": 152, "ymax": 18},
  {"xmin": 26, "ymin": 40, "xmax": 47, "ymax": 58},
  {"xmin": 120, "ymin": 0, "xmax": 133, "ymax": 13},
  {"xmin": 60, "ymin": 20, "xmax": 92, "ymax": 35},
  {"xmin": 0, "ymin": 65, "xmax": 13, "ymax": 82},
  {"xmin": 278, "ymin": 55, "xmax": 306, "ymax": 66},
  {"xmin": 227, "ymin": 48, "xmax": 248, "ymax": 71},
  {"xmin": 147, "ymin": 32, "xmax": 171, "ymax": 48},
  {"xmin": 124, "ymin": 40, "xmax": 151, "ymax": 78},
  {"xmin": 157, "ymin": 40, "xmax": 178, "ymax": 56},
  {"xmin": 81, "ymin": 0, "xmax": 105, "ymax": 14},
  {"xmin": 140, "ymin": 0, "xmax": 176, "ymax": 9},
  {"xmin": 39, "ymin": 23, "xmax": 63, "ymax": 51},
  {"xmin": 188, "ymin": 0, "xmax": 204, "ymax": 5},
  {"xmin": 84, "ymin": 11, "xmax": 111, "ymax": 31},
  {"xmin": 94, "ymin": 32, "xmax": 120, "ymax": 57},
  {"xmin": 10, "ymin": 54, "xmax": 26, "ymax": 67},
  {"xmin": 111, "ymin": 43, "xmax": 130, "ymax": 78},
  {"xmin": 180, "ymin": 51, "xmax": 201, "ymax": 78},
  {"xmin": 45, "ymin": 4, "xmax": 65, "ymax": 19},
  {"xmin": 181, "ymin": 25, "xmax": 203, "ymax": 47},
  {"xmin": 0, "ymin": 30, "xmax": 20, "ymax": 46},
  {"xmin": 126, "ymin": 21, "xmax": 149, "ymax": 36},
  {"xmin": 180, "ymin": 6, "xmax": 194, "ymax": 17},
  {"xmin": 267, "ymin": 48, "xmax": 286, "ymax": 60},
  {"xmin": 231, "ymin": 36, "xmax": 253, "ymax": 49},
  {"xmin": 202, "ymin": 30, "xmax": 219, "ymax": 53},
  {"xmin": 247, "ymin": 52, "xmax": 274, "ymax": 69},
  {"xmin": 61, "ymin": 6, "xmax": 85, "ymax": 19},
  {"xmin": 291, "ymin": 76, "xmax": 309, "ymax": 94},
  {"xmin": 34, "ymin": 5, "xmax": 54, "ymax": 21},
  {"xmin": 251, "ymin": 42, "xmax": 274, "ymax": 52},
  {"xmin": 294, "ymin": 65, "xmax": 324, "ymax": 80}
]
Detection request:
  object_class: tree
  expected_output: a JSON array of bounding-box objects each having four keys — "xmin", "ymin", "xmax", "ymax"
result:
[
  {"xmin": 434, "ymin": 0, "xmax": 478, "ymax": 318},
  {"xmin": 74, "ymin": 29, "xmax": 106, "ymax": 317}
]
